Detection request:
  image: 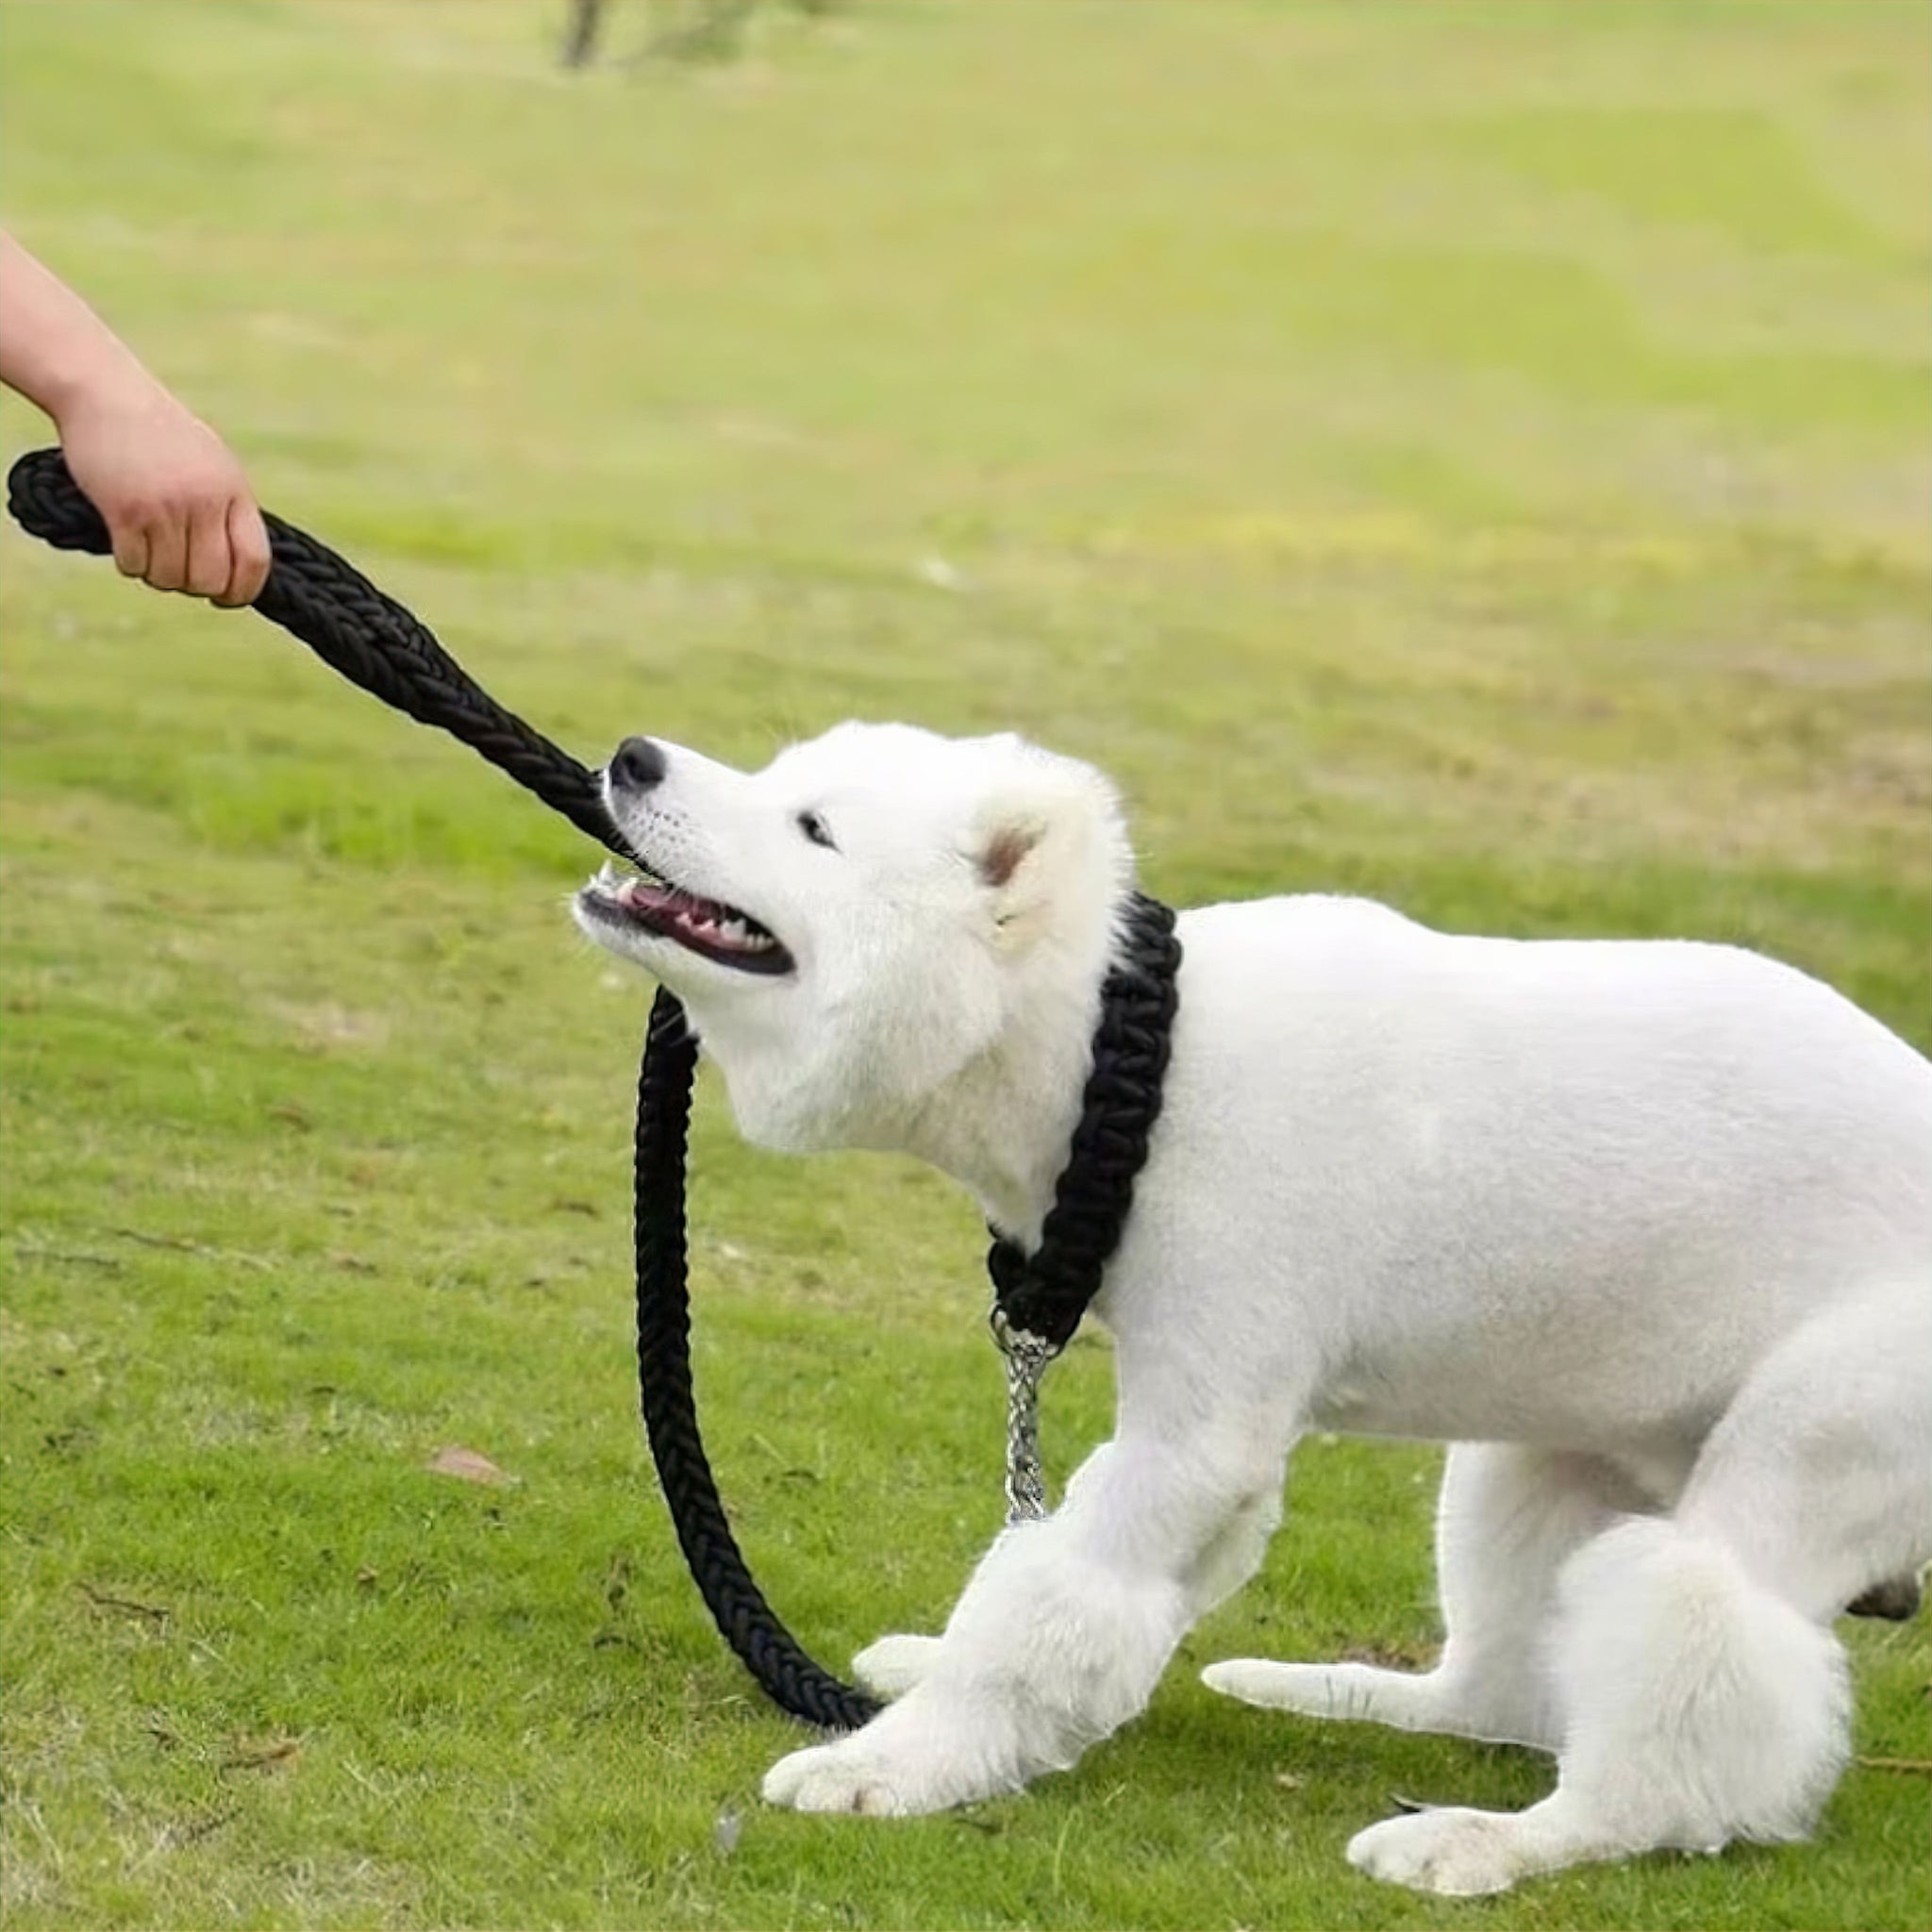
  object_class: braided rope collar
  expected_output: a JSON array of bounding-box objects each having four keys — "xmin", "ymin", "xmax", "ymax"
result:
[
  {"xmin": 985, "ymin": 891, "xmax": 1182, "ymax": 1519},
  {"xmin": 987, "ymin": 891, "xmax": 1182, "ymax": 1352}
]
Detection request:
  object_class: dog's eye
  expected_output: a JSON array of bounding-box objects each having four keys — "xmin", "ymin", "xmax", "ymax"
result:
[{"xmin": 796, "ymin": 810, "xmax": 837, "ymax": 851}]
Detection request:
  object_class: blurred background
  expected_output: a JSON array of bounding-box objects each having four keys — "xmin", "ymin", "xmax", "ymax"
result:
[
  {"xmin": 5, "ymin": 1, "xmax": 1926, "ymax": 987},
  {"xmin": 1, "ymin": 6, "xmax": 1926, "ymax": 1928}
]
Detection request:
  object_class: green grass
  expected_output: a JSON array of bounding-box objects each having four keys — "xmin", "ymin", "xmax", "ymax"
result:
[{"xmin": 2, "ymin": 2, "xmax": 1928, "ymax": 1926}]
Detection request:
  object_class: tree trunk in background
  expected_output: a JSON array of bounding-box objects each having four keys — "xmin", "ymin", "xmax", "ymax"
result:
[{"xmin": 561, "ymin": 0, "xmax": 607, "ymax": 68}]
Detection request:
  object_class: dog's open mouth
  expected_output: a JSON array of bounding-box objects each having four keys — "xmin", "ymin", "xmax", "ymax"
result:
[{"xmin": 577, "ymin": 860, "xmax": 794, "ymax": 976}]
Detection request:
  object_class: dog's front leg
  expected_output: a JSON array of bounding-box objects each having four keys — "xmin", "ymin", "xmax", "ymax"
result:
[{"xmin": 762, "ymin": 1435, "xmax": 1277, "ymax": 1816}]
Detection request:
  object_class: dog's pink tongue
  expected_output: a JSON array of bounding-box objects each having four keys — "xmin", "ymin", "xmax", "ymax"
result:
[{"xmin": 621, "ymin": 878, "xmax": 702, "ymax": 919}]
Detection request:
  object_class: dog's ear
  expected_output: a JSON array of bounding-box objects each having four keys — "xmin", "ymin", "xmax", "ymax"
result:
[
  {"xmin": 968, "ymin": 751, "xmax": 1128, "ymax": 951},
  {"xmin": 976, "ymin": 818, "xmax": 1046, "ymax": 892},
  {"xmin": 972, "ymin": 808, "xmax": 1058, "ymax": 949}
]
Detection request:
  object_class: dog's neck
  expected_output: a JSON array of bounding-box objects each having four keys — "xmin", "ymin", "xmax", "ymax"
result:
[
  {"xmin": 693, "ymin": 878, "xmax": 1135, "ymax": 1244},
  {"xmin": 895, "ymin": 934, "xmax": 1117, "ymax": 1250}
]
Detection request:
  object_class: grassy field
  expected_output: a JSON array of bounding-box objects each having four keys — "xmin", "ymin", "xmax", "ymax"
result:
[{"xmin": 2, "ymin": 2, "xmax": 1927, "ymax": 1926}]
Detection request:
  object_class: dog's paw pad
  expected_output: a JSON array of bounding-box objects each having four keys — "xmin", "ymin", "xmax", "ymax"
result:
[
  {"xmin": 853, "ymin": 1634, "xmax": 942, "ymax": 1699},
  {"xmin": 1346, "ymin": 1808, "xmax": 1525, "ymax": 1896}
]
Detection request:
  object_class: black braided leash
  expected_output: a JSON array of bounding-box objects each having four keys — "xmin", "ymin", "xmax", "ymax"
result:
[
  {"xmin": 6, "ymin": 448, "xmax": 868, "ymax": 1726},
  {"xmin": 631, "ymin": 989, "xmax": 881, "ymax": 1729},
  {"xmin": 8, "ymin": 451, "xmax": 622, "ymax": 857},
  {"xmin": 5, "ymin": 445, "xmax": 1183, "ymax": 1729}
]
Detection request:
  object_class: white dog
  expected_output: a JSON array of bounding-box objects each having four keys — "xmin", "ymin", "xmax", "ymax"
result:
[{"xmin": 574, "ymin": 722, "xmax": 1930, "ymax": 1896}]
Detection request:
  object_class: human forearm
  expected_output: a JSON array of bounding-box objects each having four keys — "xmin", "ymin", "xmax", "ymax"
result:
[{"xmin": 0, "ymin": 230, "xmax": 155, "ymax": 423}]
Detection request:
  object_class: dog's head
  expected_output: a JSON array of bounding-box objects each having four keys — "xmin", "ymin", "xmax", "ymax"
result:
[{"xmin": 574, "ymin": 722, "xmax": 1133, "ymax": 1153}]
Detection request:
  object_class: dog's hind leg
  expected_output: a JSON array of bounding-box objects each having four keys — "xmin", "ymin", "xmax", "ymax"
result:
[
  {"xmin": 1205, "ymin": 1444, "xmax": 1639, "ymax": 1750},
  {"xmin": 1346, "ymin": 1283, "xmax": 1929, "ymax": 1895},
  {"xmin": 1674, "ymin": 1282, "xmax": 1932, "ymax": 1626}
]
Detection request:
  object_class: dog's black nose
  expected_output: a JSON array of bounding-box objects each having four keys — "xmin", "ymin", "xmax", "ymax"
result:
[{"xmin": 608, "ymin": 737, "xmax": 666, "ymax": 793}]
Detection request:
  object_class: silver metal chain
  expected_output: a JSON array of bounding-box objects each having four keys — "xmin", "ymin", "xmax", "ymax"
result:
[{"xmin": 990, "ymin": 1306, "xmax": 1059, "ymax": 1524}]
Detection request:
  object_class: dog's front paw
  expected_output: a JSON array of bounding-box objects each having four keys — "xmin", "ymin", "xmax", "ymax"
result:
[
  {"xmin": 762, "ymin": 1739, "xmax": 923, "ymax": 1816},
  {"xmin": 853, "ymin": 1633, "xmax": 943, "ymax": 1700},
  {"xmin": 761, "ymin": 1704, "xmax": 1023, "ymax": 1818},
  {"xmin": 1347, "ymin": 1807, "xmax": 1531, "ymax": 1897}
]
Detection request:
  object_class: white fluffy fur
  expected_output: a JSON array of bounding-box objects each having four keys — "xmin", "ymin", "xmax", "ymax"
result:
[{"xmin": 574, "ymin": 722, "xmax": 1932, "ymax": 1894}]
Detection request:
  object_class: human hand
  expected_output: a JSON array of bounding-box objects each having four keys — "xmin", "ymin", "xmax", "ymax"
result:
[{"xmin": 56, "ymin": 374, "xmax": 272, "ymax": 608}]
